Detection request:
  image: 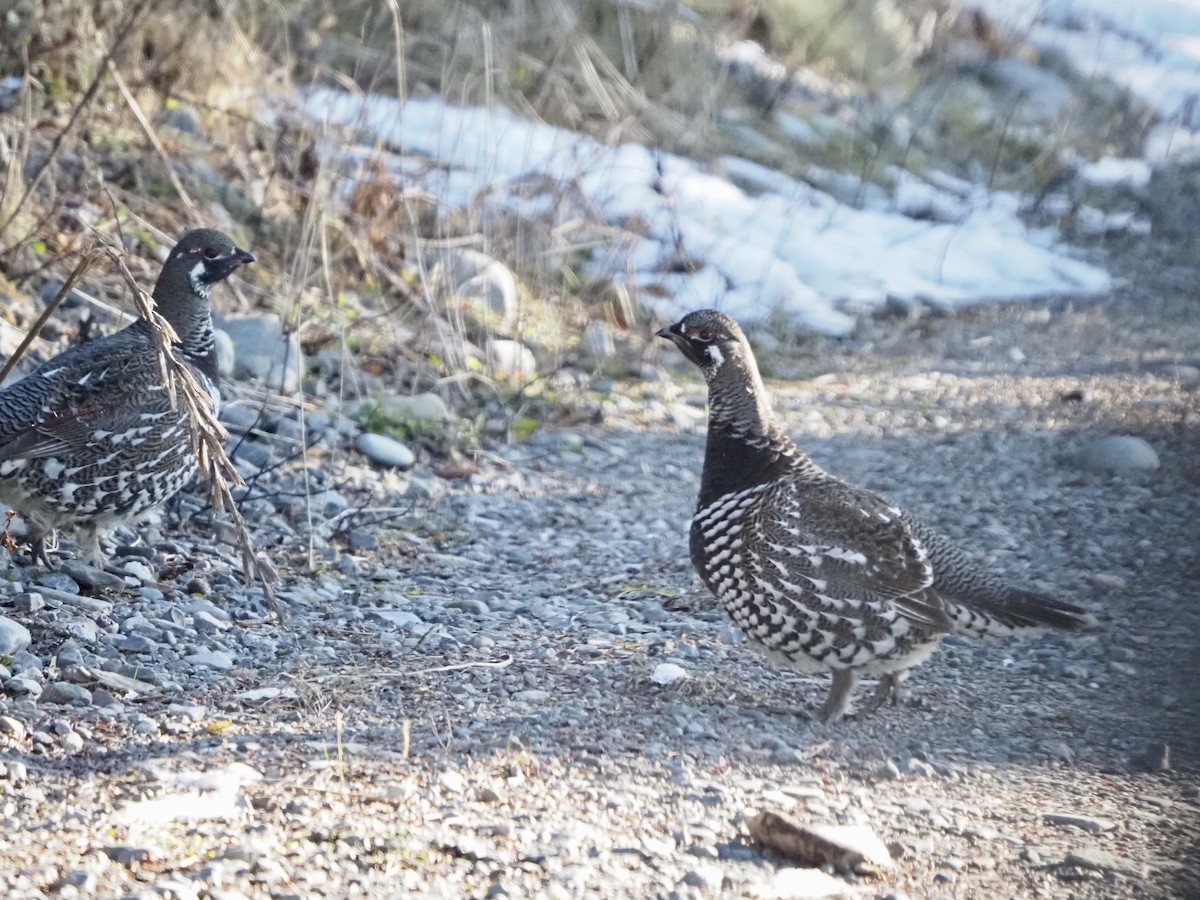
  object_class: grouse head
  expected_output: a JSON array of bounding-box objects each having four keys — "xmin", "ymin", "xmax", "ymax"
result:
[
  {"xmin": 149, "ymin": 229, "xmax": 253, "ymax": 375},
  {"xmin": 657, "ymin": 309, "xmax": 777, "ymax": 435},
  {"xmin": 153, "ymin": 228, "xmax": 255, "ymax": 309}
]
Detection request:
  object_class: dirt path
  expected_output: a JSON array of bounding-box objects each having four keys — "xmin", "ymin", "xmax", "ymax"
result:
[{"xmin": 0, "ymin": 237, "xmax": 1197, "ymax": 899}]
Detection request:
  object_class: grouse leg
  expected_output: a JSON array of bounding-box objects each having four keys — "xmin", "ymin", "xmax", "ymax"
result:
[
  {"xmin": 29, "ymin": 532, "xmax": 54, "ymax": 568},
  {"xmin": 819, "ymin": 669, "xmax": 858, "ymax": 722},
  {"xmin": 863, "ymin": 672, "xmax": 911, "ymax": 714}
]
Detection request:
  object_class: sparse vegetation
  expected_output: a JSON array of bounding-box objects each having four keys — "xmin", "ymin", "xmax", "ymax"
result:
[{"xmin": 0, "ymin": 1, "xmax": 1150, "ymax": 445}]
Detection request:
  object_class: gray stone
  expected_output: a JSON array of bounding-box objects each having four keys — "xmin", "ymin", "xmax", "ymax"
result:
[
  {"xmin": 37, "ymin": 571, "xmax": 79, "ymax": 593},
  {"xmin": 91, "ymin": 689, "xmax": 120, "ymax": 709},
  {"xmin": 36, "ymin": 278, "xmax": 89, "ymax": 308},
  {"xmin": 60, "ymin": 559, "xmax": 125, "ymax": 591},
  {"xmin": 11, "ymin": 592, "xmax": 45, "ymax": 613},
  {"xmin": 191, "ymin": 611, "xmax": 228, "ymax": 635},
  {"xmin": 746, "ymin": 812, "xmax": 893, "ymax": 874},
  {"xmin": 0, "ymin": 616, "xmax": 31, "ymax": 655},
  {"xmin": 219, "ymin": 403, "xmax": 260, "ymax": 431},
  {"xmin": 1043, "ymin": 812, "xmax": 1117, "ymax": 833},
  {"xmin": 161, "ymin": 105, "xmax": 202, "ymax": 137},
  {"xmin": 899, "ymin": 757, "xmax": 935, "ymax": 777},
  {"xmin": 1147, "ymin": 162, "xmax": 1200, "ymax": 238},
  {"xmin": 11, "ymin": 649, "xmax": 42, "ymax": 674},
  {"xmin": 49, "ymin": 617, "xmax": 99, "ymax": 643},
  {"xmin": 1075, "ymin": 435, "xmax": 1159, "ymax": 475},
  {"xmin": 347, "ymin": 529, "xmax": 379, "ymax": 551},
  {"xmin": 369, "ymin": 610, "xmax": 423, "ymax": 629},
  {"xmin": 117, "ymin": 634, "xmax": 158, "ymax": 654},
  {"xmin": 184, "ymin": 650, "xmax": 236, "ymax": 670},
  {"xmin": 1061, "ymin": 846, "xmax": 1148, "ymax": 878},
  {"xmin": 4, "ymin": 674, "xmax": 42, "ymax": 698},
  {"xmin": 311, "ymin": 489, "xmax": 350, "ymax": 517},
  {"xmin": 371, "ymin": 392, "xmax": 455, "ymax": 423},
  {"xmin": 438, "ymin": 770, "xmax": 466, "ymax": 794},
  {"xmin": 355, "ymin": 433, "xmax": 416, "ymax": 469},
  {"xmin": 41, "ymin": 682, "xmax": 92, "ymax": 707},
  {"xmin": 447, "ymin": 597, "xmax": 490, "ymax": 615},
  {"xmin": 214, "ymin": 313, "xmax": 303, "ymax": 393}
]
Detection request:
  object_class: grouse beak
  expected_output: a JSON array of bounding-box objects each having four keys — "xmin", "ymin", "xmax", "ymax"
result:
[
  {"xmin": 202, "ymin": 247, "xmax": 256, "ymax": 285},
  {"xmin": 656, "ymin": 322, "xmax": 683, "ymax": 344}
]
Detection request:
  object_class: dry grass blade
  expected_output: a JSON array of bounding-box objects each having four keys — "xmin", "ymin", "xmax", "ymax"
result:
[
  {"xmin": 0, "ymin": 0, "xmax": 153, "ymax": 242},
  {"xmin": 100, "ymin": 240, "xmax": 285, "ymax": 624},
  {"xmin": 110, "ymin": 64, "xmax": 200, "ymax": 219}
]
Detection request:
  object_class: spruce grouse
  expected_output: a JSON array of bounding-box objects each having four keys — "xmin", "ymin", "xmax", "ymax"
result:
[
  {"xmin": 0, "ymin": 229, "xmax": 254, "ymax": 566},
  {"xmin": 658, "ymin": 309, "xmax": 1092, "ymax": 722}
]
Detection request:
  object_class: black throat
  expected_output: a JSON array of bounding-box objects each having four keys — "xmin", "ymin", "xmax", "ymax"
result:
[{"xmin": 698, "ymin": 420, "xmax": 799, "ymax": 509}]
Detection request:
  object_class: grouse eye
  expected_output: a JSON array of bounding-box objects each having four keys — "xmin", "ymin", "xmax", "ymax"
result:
[
  {"xmin": 696, "ymin": 328, "xmax": 713, "ymax": 342},
  {"xmin": 201, "ymin": 246, "xmax": 221, "ymax": 260}
]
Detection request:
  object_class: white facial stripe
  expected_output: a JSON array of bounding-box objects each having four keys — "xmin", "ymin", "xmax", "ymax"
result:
[
  {"xmin": 707, "ymin": 344, "xmax": 725, "ymax": 368},
  {"xmin": 188, "ymin": 260, "xmax": 211, "ymax": 298}
]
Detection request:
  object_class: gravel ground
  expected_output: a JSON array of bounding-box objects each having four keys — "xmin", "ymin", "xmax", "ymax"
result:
[{"xmin": 1, "ymin": 239, "xmax": 1197, "ymax": 899}]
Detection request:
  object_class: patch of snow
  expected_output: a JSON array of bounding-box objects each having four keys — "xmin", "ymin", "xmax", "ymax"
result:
[
  {"xmin": 774, "ymin": 111, "xmax": 823, "ymax": 146},
  {"xmin": 1078, "ymin": 157, "xmax": 1152, "ymax": 188},
  {"xmin": 969, "ymin": 0, "xmax": 1200, "ymax": 159},
  {"xmin": 302, "ymin": 89, "xmax": 1109, "ymax": 334},
  {"xmin": 650, "ymin": 663, "xmax": 690, "ymax": 685}
]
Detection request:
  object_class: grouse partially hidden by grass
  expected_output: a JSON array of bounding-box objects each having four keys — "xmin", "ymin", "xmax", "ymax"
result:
[
  {"xmin": 658, "ymin": 309, "xmax": 1093, "ymax": 722},
  {"xmin": 0, "ymin": 229, "xmax": 254, "ymax": 566}
]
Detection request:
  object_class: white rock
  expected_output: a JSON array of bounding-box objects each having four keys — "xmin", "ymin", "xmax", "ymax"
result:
[
  {"xmin": 581, "ymin": 320, "xmax": 616, "ymax": 360},
  {"xmin": 370, "ymin": 610, "xmax": 423, "ymax": 629},
  {"xmin": 650, "ymin": 663, "xmax": 689, "ymax": 685},
  {"xmin": 759, "ymin": 867, "xmax": 859, "ymax": 898},
  {"xmin": 212, "ymin": 328, "xmax": 235, "ymax": 378},
  {"xmin": 438, "ymin": 770, "xmax": 466, "ymax": 794},
  {"xmin": 486, "ymin": 339, "xmax": 537, "ymax": 378},
  {"xmin": 442, "ymin": 249, "xmax": 519, "ymax": 332},
  {"xmin": 0, "ymin": 616, "xmax": 31, "ymax": 655},
  {"xmin": 1076, "ymin": 436, "xmax": 1160, "ymax": 475},
  {"xmin": 184, "ymin": 650, "xmax": 236, "ymax": 670},
  {"xmin": 355, "ymin": 432, "xmax": 416, "ymax": 469}
]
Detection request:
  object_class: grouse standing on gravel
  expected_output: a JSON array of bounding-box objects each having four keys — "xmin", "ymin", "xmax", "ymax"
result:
[
  {"xmin": 0, "ymin": 229, "xmax": 254, "ymax": 566},
  {"xmin": 658, "ymin": 309, "xmax": 1092, "ymax": 722}
]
